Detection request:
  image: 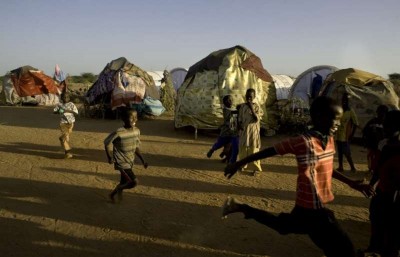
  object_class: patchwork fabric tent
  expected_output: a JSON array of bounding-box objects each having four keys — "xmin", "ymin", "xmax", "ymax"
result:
[
  {"xmin": 2, "ymin": 66, "xmax": 61, "ymax": 105},
  {"xmin": 175, "ymin": 45, "xmax": 276, "ymax": 130},
  {"xmin": 271, "ymin": 74, "xmax": 294, "ymax": 100},
  {"xmin": 85, "ymin": 57, "xmax": 160, "ymax": 109},
  {"xmin": 320, "ymin": 68, "xmax": 399, "ymax": 135},
  {"xmin": 288, "ymin": 65, "xmax": 338, "ymax": 108},
  {"xmin": 170, "ymin": 67, "xmax": 188, "ymax": 91}
]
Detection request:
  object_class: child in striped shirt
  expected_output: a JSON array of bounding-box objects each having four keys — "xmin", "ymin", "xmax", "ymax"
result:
[
  {"xmin": 223, "ymin": 96, "xmax": 374, "ymax": 257},
  {"xmin": 104, "ymin": 109, "xmax": 148, "ymax": 202}
]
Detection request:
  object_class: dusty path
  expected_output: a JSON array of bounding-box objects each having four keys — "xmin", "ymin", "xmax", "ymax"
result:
[{"xmin": 0, "ymin": 106, "xmax": 371, "ymax": 257}]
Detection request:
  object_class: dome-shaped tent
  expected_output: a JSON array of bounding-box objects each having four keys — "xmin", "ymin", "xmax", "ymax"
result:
[
  {"xmin": 320, "ymin": 68, "xmax": 399, "ymax": 136},
  {"xmin": 169, "ymin": 67, "xmax": 188, "ymax": 91},
  {"xmin": 85, "ymin": 57, "xmax": 159, "ymax": 110},
  {"xmin": 175, "ymin": 45, "xmax": 276, "ymax": 130},
  {"xmin": 288, "ymin": 65, "xmax": 338, "ymax": 108},
  {"xmin": 271, "ymin": 74, "xmax": 294, "ymax": 100}
]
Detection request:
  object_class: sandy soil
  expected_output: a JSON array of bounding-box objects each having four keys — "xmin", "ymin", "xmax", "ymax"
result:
[{"xmin": 0, "ymin": 106, "xmax": 372, "ymax": 257}]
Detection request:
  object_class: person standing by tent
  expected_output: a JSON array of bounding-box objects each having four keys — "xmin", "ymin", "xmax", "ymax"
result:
[
  {"xmin": 104, "ymin": 109, "xmax": 148, "ymax": 202},
  {"xmin": 336, "ymin": 93, "xmax": 359, "ymax": 172},
  {"xmin": 363, "ymin": 110, "xmax": 400, "ymax": 257},
  {"xmin": 222, "ymin": 96, "xmax": 374, "ymax": 257},
  {"xmin": 160, "ymin": 70, "xmax": 176, "ymax": 113},
  {"xmin": 310, "ymin": 73, "xmax": 323, "ymax": 99},
  {"xmin": 362, "ymin": 105, "xmax": 388, "ymax": 174},
  {"xmin": 54, "ymin": 64, "xmax": 67, "ymax": 96},
  {"xmin": 237, "ymin": 88, "xmax": 263, "ymax": 176},
  {"xmin": 53, "ymin": 92, "xmax": 79, "ymax": 159},
  {"xmin": 207, "ymin": 95, "xmax": 239, "ymax": 164}
]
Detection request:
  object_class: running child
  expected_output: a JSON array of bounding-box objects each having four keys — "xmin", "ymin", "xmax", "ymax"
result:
[
  {"xmin": 207, "ymin": 95, "xmax": 239, "ymax": 164},
  {"xmin": 104, "ymin": 108, "xmax": 148, "ymax": 202},
  {"xmin": 223, "ymin": 96, "xmax": 373, "ymax": 257}
]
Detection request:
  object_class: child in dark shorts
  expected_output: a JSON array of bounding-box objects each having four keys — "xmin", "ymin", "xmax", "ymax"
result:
[
  {"xmin": 365, "ymin": 110, "xmax": 400, "ymax": 257},
  {"xmin": 104, "ymin": 108, "xmax": 148, "ymax": 202},
  {"xmin": 223, "ymin": 96, "xmax": 374, "ymax": 257}
]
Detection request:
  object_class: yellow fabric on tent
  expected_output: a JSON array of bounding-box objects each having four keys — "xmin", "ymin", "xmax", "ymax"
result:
[
  {"xmin": 175, "ymin": 46, "xmax": 276, "ymax": 130},
  {"xmin": 321, "ymin": 68, "xmax": 399, "ymax": 137},
  {"xmin": 323, "ymin": 68, "xmax": 386, "ymax": 88}
]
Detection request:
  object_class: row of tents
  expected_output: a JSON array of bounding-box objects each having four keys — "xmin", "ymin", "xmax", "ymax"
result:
[{"xmin": 2, "ymin": 45, "xmax": 399, "ymax": 134}]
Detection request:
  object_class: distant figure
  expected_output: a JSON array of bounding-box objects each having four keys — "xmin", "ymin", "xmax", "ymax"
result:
[
  {"xmin": 54, "ymin": 64, "xmax": 68, "ymax": 95},
  {"xmin": 104, "ymin": 109, "xmax": 148, "ymax": 203},
  {"xmin": 207, "ymin": 95, "xmax": 239, "ymax": 164},
  {"xmin": 311, "ymin": 73, "xmax": 323, "ymax": 99},
  {"xmin": 237, "ymin": 89, "xmax": 263, "ymax": 176},
  {"xmin": 336, "ymin": 93, "xmax": 359, "ymax": 172},
  {"xmin": 53, "ymin": 93, "xmax": 78, "ymax": 159},
  {"xmin": 223, "ymin": 96, "xmax": 374, "ymax": 257},
  {"xmin": 160, "ymin": 70, "xmax": 176, "ymax": 112},
  {"xmin": 365, "ymin": 110, "xmax": 400, "ymax": 257},
  {"xmin": 362, "ymin": 105, "xmax": 388, "ymax": 174}
]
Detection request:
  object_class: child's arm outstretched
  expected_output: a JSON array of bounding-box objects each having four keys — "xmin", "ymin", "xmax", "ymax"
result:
[
  {"xmin": 332, "ymin": 170, "xmax": 375, "ymax": 197},
  {"xmin": 224, "ymin": 147, "xmax": 277, "ymax": 179},
  {"xmin": 135, "ymin": 148, "xmax": 148, "ymax": 169}
]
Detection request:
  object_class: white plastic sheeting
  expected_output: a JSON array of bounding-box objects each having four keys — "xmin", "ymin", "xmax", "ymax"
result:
[
  {"xmin": 146, "ymin": 71, "xmax": 164, "ymax": 88},
  {"xmin": 271, "ymin": 74, "xmax": 294, "ymax": 100},
  {"xmin": 170, "ymin": 67, "xmax": 188, "ymax": 91}
]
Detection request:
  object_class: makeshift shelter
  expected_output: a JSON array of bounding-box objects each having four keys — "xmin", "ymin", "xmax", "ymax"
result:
[
  {"xmin": 288, "ymin": 65, "xmax": 338, "ymax": 108},
  {"xmin": 271, "ymin": 74, "xmax": 294, "ymax": 100},
  {"xmin": 320, "ymin": 68, "xmax": 399, "ymax": 136},
  {"xmin": 175, "ymin": 45, "xmax": 276, "ymax": 131},
  {"xmin": 170, "ymin": 67, "xmax": 188, "ymax": 91},
  {"xmin": 85, "ymin": 57, "xmax": 160, "ymax": 110},
  {"xmin": 2, "ymin": 66, "xmax": 61, "ymax": 105},
  {"xmin": 147, "ymin": 71, "xmax": 164, "ymax": 88}
]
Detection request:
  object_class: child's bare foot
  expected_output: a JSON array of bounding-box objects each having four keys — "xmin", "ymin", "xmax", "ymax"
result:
[
  {"xmin": 222, "ymin": 197, "xmax": 241, "ymax": 218},
  {"xmin": 64, "ymin": 153, "xmax": 73, "ymax": 159}
]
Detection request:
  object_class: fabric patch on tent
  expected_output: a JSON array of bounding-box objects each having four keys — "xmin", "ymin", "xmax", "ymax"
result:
[{"xmin": 143, "ymin": 97, "xmax": 165, "ymax": 116}]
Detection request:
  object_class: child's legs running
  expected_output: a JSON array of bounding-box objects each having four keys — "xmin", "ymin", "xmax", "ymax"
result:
[
  {"xmin": 119, "ymin": 169, "xmax": 138, "ymax": 190},
  {"xmin": 307, "ymin": 208, "xmax": 355, "ymax": 257},
  {"xmin": 239, "ymin": 203, "xmax": 292, "ymax": 234},
  {"xmin": 229, "ymin": 137, "xmax": 239, "ymax": 164},
  {"xmin": 367, "ymin": 149, "xmax": 379, "ymax": 172},
  {"xmin": 211, "ymin": 137, "xmax": 230, "ymax": 151},
  {"xmin": 342, "ymin": 142, "xmax": 356, "ymax": 170},
  {"xmin": 59, "ymin": 123, "xmax": 74, "ymax": 152}
]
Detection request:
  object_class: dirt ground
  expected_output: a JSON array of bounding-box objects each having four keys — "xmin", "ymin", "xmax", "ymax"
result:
[{"xmin": 0, "ymin": 106, "xmax": 372, "ymax": 257}]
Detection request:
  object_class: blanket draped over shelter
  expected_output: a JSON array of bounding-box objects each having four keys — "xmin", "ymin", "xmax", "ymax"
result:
[
  {"xmin": 1, "ymin": 66, "xmax": 61, "ymax": 105},
  {"xmin": 175, "ymin": 45, "xmax": 277, "ymax": 130},
  {"xmin": 320, "ymin": 68, "xmax": 399, "ymax": 136},
  {"xmin": 10, "ymin": 66, "xmax": 60, "ymax": 97},
  {"xmin": 85, "ymin": 57, "xmax": 160, "ymax": 110}
]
